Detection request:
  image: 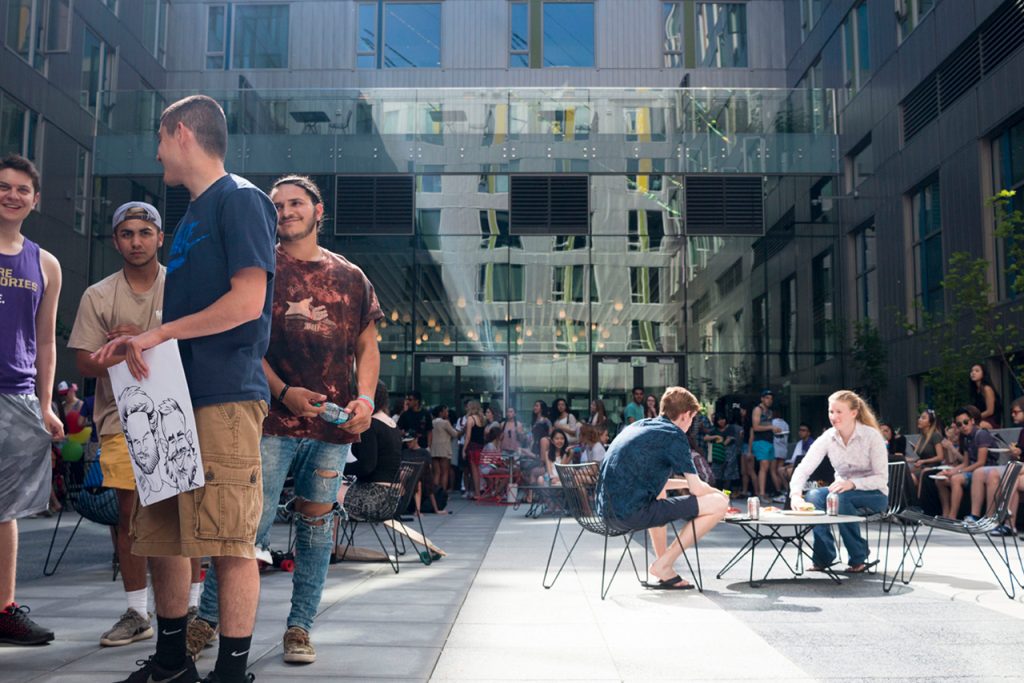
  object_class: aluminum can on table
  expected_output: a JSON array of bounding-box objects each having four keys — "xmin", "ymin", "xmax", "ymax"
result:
[
  {"xmin": 746, "ymin": 496, "xmax": 760, "ymax": 520},
  {"xmin": 826, "ymin": 491, "xmax": 839, "ymax": 516}
]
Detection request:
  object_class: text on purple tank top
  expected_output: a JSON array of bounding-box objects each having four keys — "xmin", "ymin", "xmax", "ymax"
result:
[{"xmin": 0, "ymin": 238, "xmax": 44, "ymax": 394}]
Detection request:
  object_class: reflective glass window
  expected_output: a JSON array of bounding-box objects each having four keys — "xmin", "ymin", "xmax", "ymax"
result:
[
  {"xmin": 542, "ymin": 2, "xmax": 594, "ymax": 67},
  {"xmin": 233, "ymin": 5, "xmax": 289, "ymax": 68},
  {"xmin": 628, "ymin": 211, "xmax": 665, "ymax": 252},
  {"xmin": 206, "ymin": 5, "xmax": 226, "ymax": 68},
  {"xmin": 811, "ymin": 249, "xmax": 835, "ymax": 363},
  {"xmin": 74, "ymin": 147, "xmax": 89, "ymax": 235},
  {"xmin": 81, "ymin": 29, "xmax": 103, "ymax": 113},
  {"xmin": 510, "ymin": 1, "xmax": 529, "ymax": 68},
  {"xmin": 142, "ymin": 0, "xmax": 168, "ymax": 62},
  {"xmin": 662, "ymin": 2, "xmax": 684, "ymax": 67},
  {"xmin": 842, "ymin": 1, "xmax": 870, "ymax": 93},
  {"xmin": 383, "ymin": 2, "xmax": 441, "ymax": 68},
  {"xmin": 0, "ymin": 93, "xmax": 38, "ymax": 160},
  {"xmin": 780, "ymin": 275, "xmax": 796, "ymax": 375},
  {"xmin": 854, "ymin": 221, "xmax": 877, "ymax": 321},
  {"xmin": 899, "ymin": 0, "xmax": 936, "ymax": 42},
  {"xmin": 480, "ymin": 210, "xmax": 521, "ymax": 249},
  {"xmin": 696, "ymin": 2, "xmax": 747, "ymax": 68},
  {"xmin": 912, "ymin": 178, "xmax": 943, "ymax": 317},
  {"xmin": 509, "ymin": 354, "xmax": 589, "ymax": 416},
  {"xmin": 358, "ymin": 1, "xmax": 377, "ymax": 68},
  {"xmin": 6, "ymin": 0, "xmax": 44, "ymax": 70},
  {"xmin": 994, "ymin": 121, "xmax": 1024, "ymax": 299},
  {"xmin": 478, "ymin": 263, "xmax": 524, "ymax": 303},
  {"xmin": 851, "ymin": 137, "xmax": 873, "ymax": 189},
  {"xmin": 800, "ymin": 0, "xmax": 822, "ymax": 38}
]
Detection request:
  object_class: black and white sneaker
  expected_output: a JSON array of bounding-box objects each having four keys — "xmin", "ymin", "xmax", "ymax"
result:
[
  {"xmin": 116, "ymin": 656, "xmax": 200, "ymax": 683},
  {"xmin": 0, "ymin": 603, "xmax": 54, "ymax": 645}
]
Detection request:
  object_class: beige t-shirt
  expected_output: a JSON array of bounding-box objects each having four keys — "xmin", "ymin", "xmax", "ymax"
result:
[{"xmin": 67, "ymin": 267, "xmax": 165, "ymax": 437}]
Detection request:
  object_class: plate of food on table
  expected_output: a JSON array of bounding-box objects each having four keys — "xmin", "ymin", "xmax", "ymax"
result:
[{"xmin": 782, "ymin": 501, "xmax": 825, "ymax": 516}]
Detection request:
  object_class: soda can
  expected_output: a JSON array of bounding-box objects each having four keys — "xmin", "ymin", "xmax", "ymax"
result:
[
  {"xmin": 826, "ymin": 491, "xmax": 839, "ymax": 516},
  {"xmin": 747, "ymin": 496, "xmax": 760, "ymax": 520}
]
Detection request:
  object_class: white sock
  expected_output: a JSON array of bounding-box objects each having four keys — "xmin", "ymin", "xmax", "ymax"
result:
[
  {"xmin": 126, "ymin": 588, "xmax": 148, "ymax": 617},
  {"xmin": 189, "ymin": 582, "xmax": 203, "ymax": 609}
]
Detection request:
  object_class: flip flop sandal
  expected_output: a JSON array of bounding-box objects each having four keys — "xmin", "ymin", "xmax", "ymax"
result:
[
  {"xmin": 808, "ymin": 562, "xmax": 837, "ymax": 572},
  {"xmin": 844, "ymin": 563, "xmax": 869, "ymax": 573},
  {"xmin": 645, "ymin": 575, "xmax": 695, "ymax": 590}
]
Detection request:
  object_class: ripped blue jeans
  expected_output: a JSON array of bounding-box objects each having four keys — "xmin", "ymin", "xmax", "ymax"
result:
[{"xmin": 198, "ymin": 435, "xmax": 349, "ymax": 632}]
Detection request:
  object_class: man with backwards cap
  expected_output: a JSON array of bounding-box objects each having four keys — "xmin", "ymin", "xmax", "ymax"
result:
[{"xmin": 68, "ymin": 201, "xmax": 174, "ymax": 647}]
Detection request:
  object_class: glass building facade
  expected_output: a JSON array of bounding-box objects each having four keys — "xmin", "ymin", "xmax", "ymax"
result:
[{"xmin": 93, "ymin": 86, "xmax": 839, "ymax": 428}]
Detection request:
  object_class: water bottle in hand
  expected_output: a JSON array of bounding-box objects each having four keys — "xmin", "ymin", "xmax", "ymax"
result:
[{"xmin": 318, "ymin": 402, "xmax": 350, "ymax": 425}]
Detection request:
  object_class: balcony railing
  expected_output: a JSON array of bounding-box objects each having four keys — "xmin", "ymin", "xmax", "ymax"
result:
[{"xmin": 95, "ymin": 87, "xmax": 838, "ymax": 176}]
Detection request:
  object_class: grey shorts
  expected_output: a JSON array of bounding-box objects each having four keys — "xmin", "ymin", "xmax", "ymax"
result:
[{"xmin": 0, "ymin": 393, "xmax": 53, "ymax": 521}]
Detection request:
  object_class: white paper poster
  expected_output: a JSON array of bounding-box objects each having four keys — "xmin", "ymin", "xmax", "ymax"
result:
[{"xmin": 108, "ymin": 339, "xmax": 204, "ymax": 506}]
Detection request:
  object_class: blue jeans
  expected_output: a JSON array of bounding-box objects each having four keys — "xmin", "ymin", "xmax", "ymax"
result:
[
  {"xmin": 805, "ymin": 487, "xmax": 888, "ymax": 567},
  {"xmin": 198, "ymin": 435, "xmax": 349, "ymax": 632}
]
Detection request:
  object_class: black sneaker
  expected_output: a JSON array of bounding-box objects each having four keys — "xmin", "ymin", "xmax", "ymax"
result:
[
  {"xmin": 117, "ymin": 656, "xmax": 200, "ymax": 683},
  {"xmin": 201, "ymin": 673, "xmax": 255, "ymax": 682},
  {"xmin": 0, "ymin": 604, "xmax": 54, "ymax": 645}
]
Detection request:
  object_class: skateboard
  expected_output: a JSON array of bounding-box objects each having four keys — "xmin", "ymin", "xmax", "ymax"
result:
[
  {"xmin": 256, "ymin": 547, "xmax": 296, "ymax": 572},
  {"xmin": 383, "ymin": 519, "xmax": 447, "ymax": 562}
]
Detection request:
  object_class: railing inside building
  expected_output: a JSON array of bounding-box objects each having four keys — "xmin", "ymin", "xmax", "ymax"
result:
[{"xmin": 95, "ymin": 87, "xmax": 839, "ymax": 176}]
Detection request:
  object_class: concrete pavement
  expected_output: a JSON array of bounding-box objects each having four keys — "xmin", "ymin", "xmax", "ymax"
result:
[{"xmin": 3, "ymin": 500, "xmax": 1024, "ymax": 681}]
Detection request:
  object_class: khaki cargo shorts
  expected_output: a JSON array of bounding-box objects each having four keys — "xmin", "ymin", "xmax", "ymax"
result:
[{"xmin": 131, "ymin": 400, "xmax": 267, "ymax": 559}]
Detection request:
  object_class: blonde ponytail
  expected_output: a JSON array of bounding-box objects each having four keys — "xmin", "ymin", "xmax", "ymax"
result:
[{"xmin": 828, "ymin": 390, "xmax": 882, "ymax": 433}]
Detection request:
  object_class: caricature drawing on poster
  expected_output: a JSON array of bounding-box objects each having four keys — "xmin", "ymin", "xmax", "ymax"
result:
[{"xmin": 108, "ymin": 339, "xmax": 204, "ymax": 506}]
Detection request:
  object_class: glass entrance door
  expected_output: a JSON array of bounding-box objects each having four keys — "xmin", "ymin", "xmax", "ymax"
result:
[
  {"xmin": 592, "ymin": 355, "xmax": 684, "ymax": 433},
  {"xmin": 415, "ymin": 354, "xmax": 507, "ymax": 418}
]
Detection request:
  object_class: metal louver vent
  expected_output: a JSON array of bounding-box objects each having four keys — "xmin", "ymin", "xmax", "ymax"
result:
[
  {"xmin": 901, "ymin": 74, "xmax": 939, "ymax": 142},
  {"xmin": 335, "ymin": 175, "xmax": 414, "ymax": 235},
  {"xmin": 902, "ymin": 0, "xmax": 1024, "ymax": 144},
  {"xmin": 163, "ymin": 185, "xmax": 191, "ymax": 234},
  {"xmin": 938, "ymin": 38, "xmax": 982, "ymax": 109},
  {"xmin": 510, "ymin": 175, "xmax": 589, "ymax": 234},
  {"xmin": 685, "ymin": 176, "xmax": 764, "ymax": 236},
  {"xmin": 982, "ymin": 0, "xmax": 1024, "ymax": 72}
]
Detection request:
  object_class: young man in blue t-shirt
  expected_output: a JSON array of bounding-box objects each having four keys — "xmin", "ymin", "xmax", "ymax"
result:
[
  {"xmin": 598, "ymin": 387, "xmax": 728, "ymax": 590},
  {"xmin": 95, "ymin": 95, "xmax": 276, "ymax": 683}
]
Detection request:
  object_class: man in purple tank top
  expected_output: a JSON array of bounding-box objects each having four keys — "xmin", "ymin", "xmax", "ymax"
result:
[{"xmin": 0, "ymin": 154, "xmax": 63, "ymax": 646}]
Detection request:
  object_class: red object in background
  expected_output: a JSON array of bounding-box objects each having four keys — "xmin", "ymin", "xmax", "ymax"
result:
[{"xmin": 64, "ymin": 410, "xmax": 84, "ymax": 434}]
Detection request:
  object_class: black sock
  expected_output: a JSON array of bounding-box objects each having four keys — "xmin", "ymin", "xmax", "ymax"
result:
[
  {"xmin": 214, "ymin": 634, "xmax": 253, "ymax": 682},
  {"xmin": 154, "ymin": 614, "xmax": 189, "ymax": 670}
]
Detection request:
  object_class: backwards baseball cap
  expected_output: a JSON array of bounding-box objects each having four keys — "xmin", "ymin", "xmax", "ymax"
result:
[
  {"xmin": 760, "ymin": 388, "xmax": 774, "ymax": 397},
  {"xmin": 112, "ymin": 201, "xmax": 162, "ymax": 231},
  {"xmin": 57, "ymin": 380, "xmax": 78, "ymax": 395}
]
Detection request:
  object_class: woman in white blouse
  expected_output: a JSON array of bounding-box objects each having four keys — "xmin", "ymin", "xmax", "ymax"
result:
[
  {"xmin": 790, "ymin": 390, "xmax": 889, "ymax": 573},
  {"xmin": 552, "ymin": 397, "xmax": 579, "ymax": 444}
]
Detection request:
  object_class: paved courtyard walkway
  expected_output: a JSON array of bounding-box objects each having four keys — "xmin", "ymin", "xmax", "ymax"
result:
[{"xmin": 3, "ymin": 499, "xmax": 1024, "ymax": 681}]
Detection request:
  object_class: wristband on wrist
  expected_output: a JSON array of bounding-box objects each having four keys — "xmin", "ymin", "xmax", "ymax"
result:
[
  {"xmin": 277, "ymin": 384, "xmax": 291, "ymax": 403},
  {"xmin": 356, "ymin": 394, "xmax": 375, "ymax": 411}
]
